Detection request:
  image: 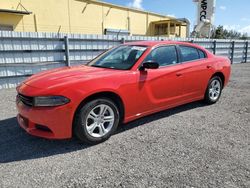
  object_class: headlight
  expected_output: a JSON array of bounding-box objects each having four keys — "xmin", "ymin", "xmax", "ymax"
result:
[{"xmin": 33, "ymin": 96, "xmax": 70, "ymax": 107}]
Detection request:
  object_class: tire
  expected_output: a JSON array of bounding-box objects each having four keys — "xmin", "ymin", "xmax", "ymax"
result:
[
  {"xmin": 204, "ymin": 76, "xmax": 223, "ymax": 104},
  {"xmin": 74, "ymin": 98, "xmax": 120, "ymax": 144}
]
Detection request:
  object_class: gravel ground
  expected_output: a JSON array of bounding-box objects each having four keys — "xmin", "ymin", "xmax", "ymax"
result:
[{"xmin": 0, "ymin": 64, "xmax": 249, "ymax": 188}]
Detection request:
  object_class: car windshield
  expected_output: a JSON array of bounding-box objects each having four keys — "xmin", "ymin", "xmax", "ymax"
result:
[{"xmin": 87, "ymin": 45, "xmax": 148, "ymax": 70}]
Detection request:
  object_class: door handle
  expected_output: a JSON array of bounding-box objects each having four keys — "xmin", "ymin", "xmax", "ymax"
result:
[{"xmin": 176, "ymin": 73, "xmax": 182, "ymax": 77}]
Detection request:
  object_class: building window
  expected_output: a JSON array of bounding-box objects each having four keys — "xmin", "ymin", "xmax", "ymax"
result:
[
  {"xmin": 154, "ymin": 24, "xmax": 168, "ymax": 36},
  {"xmin": 0, "ymin": 25, "xmax": 14, "ymax": 31},
  {"xmin": 170, "ymin": 23, "xmax": 175, "ymax": 35}
]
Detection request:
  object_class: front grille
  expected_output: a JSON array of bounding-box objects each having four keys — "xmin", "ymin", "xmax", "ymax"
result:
[{"xmin": 17, "ymin": 94, "xmax": 33, "ymax": 107}]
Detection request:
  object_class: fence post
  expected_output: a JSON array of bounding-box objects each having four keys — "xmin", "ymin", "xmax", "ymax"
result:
[
  {"xmin": 121, "ymin": 37, "xmax": 125, "ymax": 44},
  {"xmin": 64, "ymin": 36, "xmax": 70, "ymax": 67},
  {"xmin": 213, "ymin": 40, "xmax": 216, "ymax": 55},
  {"xmin": 230, "ymin": 41, "xmax": 235, "ymax": 64},
  {"xmin": 244, "ymin": 41, "xmax": 248, "ymax": 63}
]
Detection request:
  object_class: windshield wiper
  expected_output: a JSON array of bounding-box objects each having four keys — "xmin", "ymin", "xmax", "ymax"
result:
[
  {"xmin": 91, "ymin": 65, "xmax": 105, "ymax": 68},
  {"xmin": 91, "ymin": 65, "xmax": 117, "ymax": 70}
]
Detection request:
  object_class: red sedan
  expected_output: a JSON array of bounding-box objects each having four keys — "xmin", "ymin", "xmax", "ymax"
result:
[{"xmin": 16, "ymin": 41, "xmax": 231, "ymax": 144}]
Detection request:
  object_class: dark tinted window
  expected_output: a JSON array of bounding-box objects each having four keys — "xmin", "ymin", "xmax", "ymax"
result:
[
  {"xmin": 198, "ymin": 49, "xmax": 206, "ymax": 59},
  {"xmin": 179, "ymin": 46, "xmax": 200, "ymax": 62},
  {"xmin": 145, "ymin": 46, "xmax": 178, "ymax": 66}
]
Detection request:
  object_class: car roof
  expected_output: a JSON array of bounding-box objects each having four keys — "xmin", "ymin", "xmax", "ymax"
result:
[{"xmin": 124, "ymin": 40, "xmax": 205, "ymax": 50}]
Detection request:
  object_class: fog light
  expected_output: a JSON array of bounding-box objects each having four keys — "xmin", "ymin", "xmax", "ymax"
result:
[{"xmin": 35, "ymin": 124, "xmax": 52, "ymax": 132}]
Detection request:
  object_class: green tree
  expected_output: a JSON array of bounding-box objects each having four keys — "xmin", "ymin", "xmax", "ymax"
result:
[
  {"xmin": 212, "ymin": 25, "xmax": 248, "ymax": 39},
  {"xmin": 240, "ymin": 33, "xmax": 248, "ymax": 40},
  {"xmin": 213, "ymin": 25, "xmax": 224, "ymax": 39}
]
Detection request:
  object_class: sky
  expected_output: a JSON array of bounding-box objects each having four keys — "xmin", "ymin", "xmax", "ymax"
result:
[{"xmin": 102, "ymin": 0, "xmax": 250, "ymax": 35}]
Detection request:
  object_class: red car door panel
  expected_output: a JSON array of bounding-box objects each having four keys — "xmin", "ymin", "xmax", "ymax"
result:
[
  {"xmin": 178, "ymin": 45, "xmax": 214, "ymax": 100},
  {"xmin": 135, "ymin": 64, "xmax": 184, "ymax": 113},
  {"xmin": 181, "ymin": 59, "xmax": 213, "ymax": 99}
]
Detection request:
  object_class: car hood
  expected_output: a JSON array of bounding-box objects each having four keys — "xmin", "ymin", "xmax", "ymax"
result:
[{"xmin": 23, "ymin": 65, "xmax": 122, "ymax": 89}]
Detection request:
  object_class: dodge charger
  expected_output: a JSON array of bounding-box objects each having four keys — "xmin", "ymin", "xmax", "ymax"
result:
[{"xmin": 16, "ymin": 41, "xmax": 231, "ymax": 144}]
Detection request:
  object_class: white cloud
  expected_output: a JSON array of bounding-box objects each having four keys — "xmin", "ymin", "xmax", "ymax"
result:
[
  {"xmin": 239, "ymin": 25, "xmax": 250, "ymax": 35},
  {"xmin": 127, "ymin": 0, "xmax": 143, "ymax": 9},
  {"xmin": 167, "ymin": 14, "xmax": 176, "ymax": 18},
  {"xmin": 219, "ymin": 6, "xmax": 226, "ymax": 10},
  {"xmin": 223, "ymin": 24, "xmax": 250, "ymax": 35},
  {"xmin": 223, "ymin": 24, "xmax": 241, "ymax": 31}
]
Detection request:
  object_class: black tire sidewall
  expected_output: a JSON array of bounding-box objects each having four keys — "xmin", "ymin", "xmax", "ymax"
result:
[
  {"xmin": 205, "ymin": 76, "xmax": 222, "ymax": 104},
  {"xmin": 75, "ymin": 98, "xmax": 120, "ymax": 144}
]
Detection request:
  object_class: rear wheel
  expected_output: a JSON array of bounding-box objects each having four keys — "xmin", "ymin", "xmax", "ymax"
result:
[
  {"xmin": 204, "ymin": 76, "xmax": 222, "ymax": 104},
  {"xmin": 74, "ymin": 98, "xmax": 120, "ymax": 144}
]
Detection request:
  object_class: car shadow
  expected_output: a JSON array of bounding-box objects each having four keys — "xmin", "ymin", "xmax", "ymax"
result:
[{"xmin": 0, "ymin": 101, "xmax": 206, "ymax": 163}]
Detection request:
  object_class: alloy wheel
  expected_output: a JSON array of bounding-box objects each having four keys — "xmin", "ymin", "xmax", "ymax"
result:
[
  {"xmin": 208, "ymin": 79, "xmax": 221, "ymax": 101},
  {"xmin": 85, "ymin": 104, "xmax": 115, "ymax": 138}
]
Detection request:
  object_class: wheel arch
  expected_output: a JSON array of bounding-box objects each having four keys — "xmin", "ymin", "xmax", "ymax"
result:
[
  {"xmin": 211, "ymin": 72, "xmax": 225, "ymax": 88},
  {"xmin": 72, "ymin": 91, "xmax": 125, "ymax": 134}
]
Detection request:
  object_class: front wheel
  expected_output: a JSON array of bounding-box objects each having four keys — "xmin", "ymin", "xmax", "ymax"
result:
[
  {"xmin": 204, "ymin": 76, "xmax": 223, "ymax": 104},
  {"xmin": 74, "ymin": 98, "xmax": 120, "ymax": 144}
]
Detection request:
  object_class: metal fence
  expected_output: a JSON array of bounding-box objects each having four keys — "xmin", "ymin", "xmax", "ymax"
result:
[{"xmin": 0, "ymin": 31, "xmax": 250, "ymax": 89}]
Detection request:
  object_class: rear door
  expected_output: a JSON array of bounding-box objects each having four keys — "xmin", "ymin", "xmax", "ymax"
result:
[{"xmin": 177, "ymin": 45, "xmax": 213, "ymax": 99}]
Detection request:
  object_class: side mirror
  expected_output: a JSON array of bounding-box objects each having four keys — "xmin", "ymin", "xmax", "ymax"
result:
[{"xmin": 139, "ymin": 61, "xmax": 159, "ymax": 71}]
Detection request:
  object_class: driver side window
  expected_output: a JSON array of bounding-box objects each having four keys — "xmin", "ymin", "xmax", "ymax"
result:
[{"xmin": 144, "ymin": 46, "xmax": 178, "ymax": 67}]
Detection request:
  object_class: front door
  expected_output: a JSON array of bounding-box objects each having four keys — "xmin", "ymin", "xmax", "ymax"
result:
[{"xmin": 136, "ymin": 45, "xmax": 185, "ymax": 112}]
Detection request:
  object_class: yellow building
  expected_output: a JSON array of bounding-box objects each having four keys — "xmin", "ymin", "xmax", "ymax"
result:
[{"xmin": 0, "ymin": 0, "xmax": 189, "ymax": 37}]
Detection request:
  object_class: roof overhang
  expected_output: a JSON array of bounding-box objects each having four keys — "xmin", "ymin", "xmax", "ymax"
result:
[
  {"xmin": 151, "ymin": 19, "xmax": 187, "ymax": 26},
  {"xmin": 0, "ymin": 9, "xmax": 32, "ymax": 15}
]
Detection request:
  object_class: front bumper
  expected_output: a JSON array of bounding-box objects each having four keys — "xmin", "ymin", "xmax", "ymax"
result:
[{"xmin": 16, "ymin": 100, "xmax": 74, "ymax": 139}]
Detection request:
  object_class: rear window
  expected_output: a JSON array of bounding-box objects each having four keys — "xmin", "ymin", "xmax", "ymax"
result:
[
  {"xmin": 179, "ymin": 46, "xmax": 200, "ymax": 62},
  {"xmin": 198, "ymin": 49, "xmax": 206, "ymax": 59}
]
